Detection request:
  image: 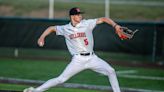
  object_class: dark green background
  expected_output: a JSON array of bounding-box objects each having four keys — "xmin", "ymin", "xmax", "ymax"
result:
[{"xmin": 0, "ymin": 17, "xmax": 164, "ymax": 55}]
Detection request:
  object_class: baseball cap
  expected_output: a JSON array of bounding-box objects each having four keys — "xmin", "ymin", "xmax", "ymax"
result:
[{"xmin": 69, "ymin": 7, "xmax": 84, "ymax": 15}]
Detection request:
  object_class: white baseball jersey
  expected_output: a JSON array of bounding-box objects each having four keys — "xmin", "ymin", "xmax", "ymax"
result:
[{"xmin": 55, "ymin": 19, "xmax": 97, "ymax": 55}]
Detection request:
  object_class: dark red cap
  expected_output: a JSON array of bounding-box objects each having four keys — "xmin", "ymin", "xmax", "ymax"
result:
[{"xmin": 69, "ymin": 7, "xmax": 84, "ymax": 15}]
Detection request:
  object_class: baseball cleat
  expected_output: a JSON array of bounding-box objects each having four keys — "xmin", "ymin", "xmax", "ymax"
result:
[{"xmin": 23, "ymin": 87, "xmax": 38, "ymax": 92}]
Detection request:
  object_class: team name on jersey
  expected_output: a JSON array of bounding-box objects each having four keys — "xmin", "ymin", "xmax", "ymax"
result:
[{"xmin": 69, "ymin": 32, "xmax": 86, "ymax": 39}]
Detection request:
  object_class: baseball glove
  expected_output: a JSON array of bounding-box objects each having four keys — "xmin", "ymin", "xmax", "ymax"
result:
[{"xmin": 116, "ymin": 27, "xmax": 138, "ymax": 40}]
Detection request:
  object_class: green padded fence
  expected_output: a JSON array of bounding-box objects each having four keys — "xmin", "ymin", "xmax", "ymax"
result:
[{"xmin": 0, "ymin": 17, "xmax": 164, "ymax": 59}]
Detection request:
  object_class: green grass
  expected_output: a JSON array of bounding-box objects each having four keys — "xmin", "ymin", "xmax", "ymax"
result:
[
  {"xmin": 0, "ymin": 0, "xmax": 163, "ymax": 20},
  {"xmin": 1, "ymin": 47, "xmax": 162, "ymax": 62},
  {"xmin": 110, "ymin": 5, "xmax": 164, "ymax": 21},
  {"xmin": 0, "ymin": 0, "xmax": 48, "ymax": 10},
  {"xmin": 0, "ymin": 58, "xmax": 164, "ymax": 91},
  {"xmin": 0, "ymin": 83, "xmax": 27, "ymax": 91},
  {"xmin": 0, "ymin": 83, "xmax": 105, "ymax": 92}
]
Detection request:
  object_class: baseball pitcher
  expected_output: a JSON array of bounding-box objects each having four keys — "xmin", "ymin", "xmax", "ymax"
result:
[{"xmin": 24, "ymin": 7, "xmax": 137, "ymax": 92}]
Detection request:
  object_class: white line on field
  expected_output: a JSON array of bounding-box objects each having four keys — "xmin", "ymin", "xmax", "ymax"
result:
[
  {"xmin": 116, "ymin": 70, "xmax": 164, "ymax": 81},
  {"xmin": 119, "ymin": 74, "xmax": 164, "ymax": 81},
  {"xmin": 116, "ymin": 70, "xmax": 137, "ymax": 74},
  {"xmin": 1, "ymin": 77, "xmax": 164, "ymax": 92}
]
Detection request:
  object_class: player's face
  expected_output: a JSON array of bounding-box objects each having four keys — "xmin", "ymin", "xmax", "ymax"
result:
[{"xmin": 72, "ymin": 14, "xmax": 82, "ymax": 23}]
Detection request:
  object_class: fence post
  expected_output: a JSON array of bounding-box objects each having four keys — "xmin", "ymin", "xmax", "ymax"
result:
[
  {"xmin": 49, "ymin": 0, "xmax": 54, "ymax": 19},
  {"xmin": 105, "ymin": 0, "xmax": 110, "ymax": 18},
  {"xmin": 152, "ymin": 23, "xmax": 157, "ymax": 62},
  {"xmin": 14, "ymin": 48, "xmax": 19, "ymax": 57}
]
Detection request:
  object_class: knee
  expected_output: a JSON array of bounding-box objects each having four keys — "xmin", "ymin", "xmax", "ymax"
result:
[{"xmin": 107, "ymin": 68, "xmax": 116, "ymax": 75}]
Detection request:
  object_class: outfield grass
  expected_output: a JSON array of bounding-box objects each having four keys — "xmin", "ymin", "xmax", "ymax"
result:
[
  {"xmin": 0, "ymin": 47, "xmax": 160, "ymax": 62},
  {"xmin": 0, "ymin": 83, "xmax": 105, "ymax": 92},
  {"xmin": 0, "ymin": 58, "xmax": 164, "ymax": 91},
  {"xmin": 0, "ymin": 0, "xmax": 163, "ymax": 21}
]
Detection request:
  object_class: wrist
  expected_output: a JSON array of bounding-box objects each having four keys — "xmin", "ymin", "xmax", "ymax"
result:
[{"xmin": 113, "ymin": 24, "xmax": 118, "ymax": 28}]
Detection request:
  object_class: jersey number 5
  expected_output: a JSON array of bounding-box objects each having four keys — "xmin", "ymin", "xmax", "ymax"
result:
[{"xmin": 84, "ymin": 38, "xmax": 89, "ymax": 46}]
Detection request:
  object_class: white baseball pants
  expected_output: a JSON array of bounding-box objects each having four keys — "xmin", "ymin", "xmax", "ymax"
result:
[{"xmin": 36, "ymin": 54, "xmax": 121, "ymax": 92}]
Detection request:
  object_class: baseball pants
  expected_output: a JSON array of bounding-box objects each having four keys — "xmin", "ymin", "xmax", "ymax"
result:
[{"xmin": 35, "ymin": 54, "xmax": 121, "ymax": 92}]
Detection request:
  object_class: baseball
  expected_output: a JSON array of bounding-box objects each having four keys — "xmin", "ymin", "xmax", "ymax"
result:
[{"xmin": 39, "ymin": 42, "xmax": 44, "ymax": 47}]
